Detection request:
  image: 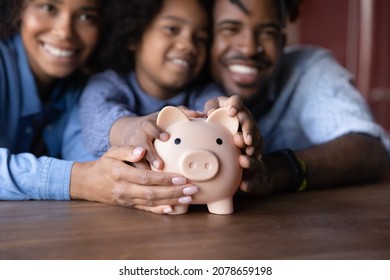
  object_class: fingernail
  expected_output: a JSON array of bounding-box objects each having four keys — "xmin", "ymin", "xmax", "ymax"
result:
[
  {"xmin": 163, "ymin": 207, "xmax": 173, "ymax": 214},
  {"xmin": 133, "ymin": 147, "xmax": 145, "ymax": 156},
  {"xmin": 153, "ymin": 160, "xmax": 162, "ymax": 170},
  {"xmin": 160, "ymin": 132, "xmax": 170, "ymax": 141},
  {"xmin": 172, "ymin": 177, "xmax": 187, "ymax": 185},
  {"xmin": 178, "ymin": 196, "xmax": 192, "ymax": 204},
  {"xmin": 183, "ymin": 186, "xmax": 198, "ymax": 195},
  {"xmin": 228, "ymin": 107, "xmax": 238, "ymax": 116},
  {"xmin": 246, "ymin": 146, "xmax": 255, "ymax": 156},
  {"xmin": 246, "ymin": 134, "xmax": 253, "ymax": 145}
]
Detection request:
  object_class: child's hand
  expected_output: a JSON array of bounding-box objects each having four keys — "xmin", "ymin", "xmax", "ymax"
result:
[
  {"xmin": 111, "ymin": 113, "xmax": 168, "ymax": 170},
  {"xmin": 111, "ymin": 108, "xmax": 205, "ymax": 170}
]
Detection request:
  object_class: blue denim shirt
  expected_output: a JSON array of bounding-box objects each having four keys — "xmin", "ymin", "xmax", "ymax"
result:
[
  {"xmin": 257, "ymin": 46, "xmax": 390, "ymax": 154},
  {"xmin": 209, "ymin": 46, "xmax": 390, "ymax": 154},
  {"xmin": 0, "ymin": 35, "xmax": 96, "ymax": 200}
]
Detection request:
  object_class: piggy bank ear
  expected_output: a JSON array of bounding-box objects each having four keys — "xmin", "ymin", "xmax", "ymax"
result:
[
  {"xmin": 206, "ymin": 108, "xmax": 239, "ymax": 135},
  {"xmin": 157, "ymin": 106, "xmax": 189, "ymax": 130}
]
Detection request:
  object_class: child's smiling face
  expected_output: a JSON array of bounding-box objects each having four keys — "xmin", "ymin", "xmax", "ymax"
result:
[
  {"xmin": 132, "ymin": 0, "xmax": 209, "ymax": 100},
  {"xmin": 20, "ymin": 0, "xmax": 101, "ymax": 85}
]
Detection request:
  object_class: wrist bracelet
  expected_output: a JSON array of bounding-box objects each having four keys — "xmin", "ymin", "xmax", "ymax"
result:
[{"xmin": 272, "ymin": 149, "xmax": 307, "ymax": 192}]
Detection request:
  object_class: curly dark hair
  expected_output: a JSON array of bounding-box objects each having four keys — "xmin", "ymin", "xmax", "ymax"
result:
[
  {"xmin": 98, "ymin": 0, "xmax": 213, "ymax": 73},
  {"xmin": 0, "ymin": 0, "xmax": 25, "ymax": 39}
]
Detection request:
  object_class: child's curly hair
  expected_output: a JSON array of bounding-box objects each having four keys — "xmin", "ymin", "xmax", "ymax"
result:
[{"xmin": 98, "ymin": 0, "xmax": 213, "ymax": 74}]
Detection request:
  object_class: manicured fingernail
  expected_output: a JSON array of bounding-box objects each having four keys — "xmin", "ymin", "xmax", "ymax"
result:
[
  {"xmin": 133, "ymin": 147, "xmax": 145, "ymax": 156},
  {"xmin": 183, "ymin": 186, "xmax": 198, "ymax": 195},
  {"xmin": 153, "ymin": 160, "xmax": 162, "ymax": 170},
  {"xmin": 178, "ymin": 196, "xmax": 192, "ymax": 204},
  {"xmin": 163, "ymin": 207, "xmax": 173, "ymax": 214},
  {"xmin": 172, "ymin": 177, "xmax": 187, "ymax": 185}
]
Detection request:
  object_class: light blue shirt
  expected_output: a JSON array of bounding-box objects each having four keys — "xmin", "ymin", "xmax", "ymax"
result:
[
  {"xmin": 0, "ymin": 35, "xmax": 96, "ymax": 201},
  {"xmin": 80, "ymin": 70, "xmax": 223, "ymax": 156},
  {"xmin": 245, "ymin": 46, "xmax": 390, "ymax": 154}
]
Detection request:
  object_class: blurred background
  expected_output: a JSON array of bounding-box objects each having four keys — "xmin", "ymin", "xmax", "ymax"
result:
[{"xmin": 287, "ymin": 0, "xmax": 390, "ymax": 132}]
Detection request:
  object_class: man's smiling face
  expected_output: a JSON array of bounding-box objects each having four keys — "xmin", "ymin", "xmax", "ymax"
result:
[{"xmin": 211, "ymin": 0, "xmax": 285, "ymax": 99}]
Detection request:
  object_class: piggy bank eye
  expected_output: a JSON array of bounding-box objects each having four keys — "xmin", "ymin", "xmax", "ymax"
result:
[
  {"xmin": 216, "ymin": 138, "xmax": 223, "ymax": 145},
  {"xmin": 174, "ymin": 138, "xmax": 181, "ymax": 145}
]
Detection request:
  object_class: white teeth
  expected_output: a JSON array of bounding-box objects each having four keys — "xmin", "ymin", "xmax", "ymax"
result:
[
  {"xmin": 171, "ymin": 58, "xmax": 189, "ymax": 68},
  {"xmin": 228, "ymin": 65, "xmax": 257, "ymax": 75},
  {"xmin": 43, "ymin": 43, "xmax": 75, "ymax": 57}
]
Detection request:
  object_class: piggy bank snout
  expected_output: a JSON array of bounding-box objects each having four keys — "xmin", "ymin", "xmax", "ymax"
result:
[{"xmin": 179, "ymin": 149, "xmax": 219, "ymax": 181}]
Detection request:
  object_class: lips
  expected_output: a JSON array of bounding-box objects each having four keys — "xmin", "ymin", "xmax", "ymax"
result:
[
  {"xmin": 228, "ymin": 64, "xmax": 258, "ymax": 75},
  {"xmin": 42, "ymin": 43, "xmax": 77, "ymax": 58},
  {"xmin": 227, "ymin": 63, "xmax": 260, "ymax": 85}
]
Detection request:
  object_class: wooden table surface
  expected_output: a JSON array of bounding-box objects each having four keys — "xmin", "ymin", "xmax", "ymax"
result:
[{"xmin": 1, "ymin": 178, "xmax": 390, "ymax": 260}]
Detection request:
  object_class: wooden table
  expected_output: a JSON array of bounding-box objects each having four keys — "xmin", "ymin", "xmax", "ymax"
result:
[{"xmin": 1, "ymin": 178, "xmax": 390, "ymax": 260}]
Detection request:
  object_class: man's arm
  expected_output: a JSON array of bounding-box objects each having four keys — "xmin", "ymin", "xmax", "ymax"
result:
[{"xmin": 253, "ymin": 133, "xmax": 390, "ymax": 195}]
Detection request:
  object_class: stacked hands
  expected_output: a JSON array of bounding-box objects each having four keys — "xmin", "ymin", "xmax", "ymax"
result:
[
  {"xmin": 72, "ymin": 96, "xmax": 266, "ymax": 214},
  {"xmin": 4, "ymin": 0, "xmax": 389, "ymax": 216}
]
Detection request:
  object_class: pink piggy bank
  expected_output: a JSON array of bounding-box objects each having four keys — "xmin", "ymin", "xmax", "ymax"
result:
[{"xmin": 153, "ymin": 106, "xmax": 243, "ymax": 215}]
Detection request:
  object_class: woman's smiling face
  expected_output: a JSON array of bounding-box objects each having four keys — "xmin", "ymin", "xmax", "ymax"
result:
[{"xmin": 20, "ymin": 0, "xmax": 101, "ymax": 84}]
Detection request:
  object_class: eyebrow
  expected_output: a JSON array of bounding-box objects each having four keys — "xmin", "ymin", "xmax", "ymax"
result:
[
  {"xmin": 160, "ymin": 15, "xmax": 187, "ymax": 24},
  {"xmin": 216, "ymin": 20, "xmax": 282, "ymax": 30}
]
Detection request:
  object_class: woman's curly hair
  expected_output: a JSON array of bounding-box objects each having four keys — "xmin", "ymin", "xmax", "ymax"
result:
[
  {"xmin": 98, "ymin": 0, "xmax": 213, "ymax": 74},
  {"xmin": 0, "ymin": 0, "xmax": 25, "ymax": 39}
]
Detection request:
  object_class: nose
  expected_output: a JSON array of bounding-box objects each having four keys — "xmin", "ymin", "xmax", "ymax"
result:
[
  {"xmin": 234, "ymin": 29, "xmax": 258, "ymax": 57},
  {"xmin": 179, "ymin": 149, "xmax": 219, "ymax": 181},
  {"xmin": 175, "ymin": 32, "xmax": 196, "ymax": 54},
  {"xmin": 52, "ymin": 14, "xmax": 74, "ymax": 40}
]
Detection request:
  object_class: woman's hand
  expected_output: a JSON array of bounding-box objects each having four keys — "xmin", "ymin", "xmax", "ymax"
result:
[{"xmin": 70, "ymin": 145, "xmax": 199, "ymax": 214}]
